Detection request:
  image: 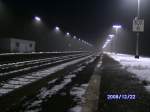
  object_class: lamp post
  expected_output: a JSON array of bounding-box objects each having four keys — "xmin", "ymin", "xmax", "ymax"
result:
[
  {"xmin": 135, "ymin": 0, "xmax": 140, "ymax": 59},
  {"xmin": 112, "ymin": 25, "xmax": 122, "ymax": 53},
  {"xmin": 132, "ymin": 0, "xmax": 144, "ymax": 58}
]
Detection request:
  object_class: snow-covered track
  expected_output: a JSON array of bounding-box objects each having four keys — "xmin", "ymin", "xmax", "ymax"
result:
[
  {"xmin": 0, "ymin": 54, "xmax": 94, "ymax": 97},
  {"xmin": 0, "ymin": 53, "xmax": 91, "ymax": 81}
]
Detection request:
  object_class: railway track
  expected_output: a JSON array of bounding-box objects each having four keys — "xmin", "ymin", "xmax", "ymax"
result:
[
  {"xmin": 0, "ymin": 53, "xmax": 91, "ymax": 81},
  {"xmin": 0, "ymin": 52, "xmax": 94, "ymax": 97},
  {"xmin": 0, "ymin": 52, "xmax": 100, "ymax": 112}
]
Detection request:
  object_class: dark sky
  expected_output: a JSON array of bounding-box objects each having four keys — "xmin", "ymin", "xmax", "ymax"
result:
[
  {"xmin": 1, "ymin": 0, "xmax": 150, "ymax": 55},
  {"xmin": 1, "ymin": 0, "xmax": 129, "ymax": 42}
]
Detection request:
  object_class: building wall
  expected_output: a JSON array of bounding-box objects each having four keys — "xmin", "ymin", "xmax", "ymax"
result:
[
  {"xmin": 0, "ymin": 38, "xmax": 11, "ymax": 52},
  {"xmin": 10, "ymin": 38, "xmax": 35, "ymax": 53}
]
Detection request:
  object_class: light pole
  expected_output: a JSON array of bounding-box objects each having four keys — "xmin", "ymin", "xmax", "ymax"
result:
[
  {"xmin": 135, "ymin": 0, "xmax": 140, "ymax": 59},
  {"xmin": 112, "ymin": 25, "xmax": 122, "ymax": 53}
]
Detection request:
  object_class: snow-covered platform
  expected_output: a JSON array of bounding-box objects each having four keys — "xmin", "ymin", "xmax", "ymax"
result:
[
  {"xmin": 97, "ymin": 52, "xmax": 150, "ymax": 112},
  {"xmin": 107, "ymin": 52, "xmax": 150, "ymax": 92}
]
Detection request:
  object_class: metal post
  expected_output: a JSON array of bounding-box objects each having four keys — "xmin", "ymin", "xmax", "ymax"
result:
[
  {"xmin": 135, "ymin": 0, "xmax": 140, "ymax": 58},
  {"xmin": 115, "ymin": 29, "xmax": 118, "ymax": 54},
  {"xmin": 138, "ymin": 0, "xmax": 140, "ymax": 17},
  {"xmin": 111, "ymin": 41, "xmax": 113, "ymax": 53},
  {"xmin": 113, "ymin": 36, "xmax": 115, "ymax": 53},
  {"xmin": 136, "ymin": 32, "xmax": 139, "ymax": 55}
]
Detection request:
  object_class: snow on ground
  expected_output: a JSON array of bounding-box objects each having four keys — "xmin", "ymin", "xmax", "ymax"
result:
[
  {"xmin": 107, "ymin": 52, "xmax": 150, "ymax": 92},
  {"xmin": 0, "ymin": 53, "xmax": 83, "ymax": 68},
  {"xmin": 24, "ymin": 74, "xmax": 76, "ymax": 112},
  {"xmin": 70, "ymin": 84, "xmax": 88, "ymax": 102},
  {"xmin": 68, "ymin": 84, "xmax": 88, "ymax": 112},
  {"xmin": 69, "ymin": 105, "xmax": 82, "ymax": 112},
  {"xmin": 85, "ymin": 57, "xmax": 96, "ymax": 65},
  {"xmin": 38, "ymin": 74, "xmax": 76, "ymax": 99},
  {"xmin": 0, "ymin": 55, "xmax": 92, "ymax": 96},
  {"xmin": 24, "ymin": 57, "xmax": 95, "ymax": 112},
  {"xmin": 0, "ymin": 51, "xmax": 86, "ymax": 56}
]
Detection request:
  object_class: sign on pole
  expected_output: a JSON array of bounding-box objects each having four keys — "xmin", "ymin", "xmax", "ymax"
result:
[{"xmin": 133, "ymin": 18, "xmax": 144, "ymax": 32}]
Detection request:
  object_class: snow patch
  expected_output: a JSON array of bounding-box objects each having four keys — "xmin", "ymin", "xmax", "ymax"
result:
[
  {"xmin": 69, "ymin": 84, "xmax": 88, "ymax": 112},
  {"xmin": 107, "ymin": 52, "xmax": 150, "ymax": 92},
  {"xmin": 25, "ymin": 74, "xmax": 76, "ymax": 111},
  {"xmin": 48, "ymin": 79, "xmax": 58, "ymax": 84},
  {"xmin": 69, "ymin": 105, "xmax": 82, "ymax": 112},
  {"xmin": 0, "ymin": 55, "xmax": 92, "ymax": 96},
  {"xmin": 144, "ymin": 85, "xmax": 150, "ymax": 92},
  {"xmin": 70, "ymin": 84, "xmax": 88, "ymax": 102}
]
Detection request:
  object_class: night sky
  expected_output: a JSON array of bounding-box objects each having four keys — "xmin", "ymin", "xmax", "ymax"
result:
[{"xmin": 0, "ymin": 0, "xmax": 150, "ymax": 55}]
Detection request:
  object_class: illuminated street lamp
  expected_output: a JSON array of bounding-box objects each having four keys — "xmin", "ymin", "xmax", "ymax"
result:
[
  {"xmin": 34, "ymin": 16, "xmax": 41, "ymax": 22},
  {"xmin": 73, "ymin": 36, "xmax": 77, "ymax": 39},
  {"xmin": 113, "ymin": 25, "xmax": 122, "ymax": 30},
  {"xmin": 106, "ymin": 39, "xmax": 111, "ymax": 42},
  {"xmin": 55, "ymin": 26, "xmax": 60, "ymax": 31},
  {"xmin": 66, "ymin": 32, "xmax": 70, "ymax": 36},
  {"xmin": 109, "ymin": 34, "xmax": 114, "ymax": 39}
]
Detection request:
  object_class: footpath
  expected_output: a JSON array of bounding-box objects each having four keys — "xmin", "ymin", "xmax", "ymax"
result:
[{"xmin": 82, "ymin": 54, "xmax": 150, "ymax": 112}]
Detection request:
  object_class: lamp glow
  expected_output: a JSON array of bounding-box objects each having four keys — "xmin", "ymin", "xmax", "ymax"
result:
[
  {"xmin": 34, "ymin": 16, "xmax": 41, "ymax": 22},
  {"xmin": 113, "ymin": 25, "xmax": 122, "ymax": 30},
  {"xmin": 55, "ymin": 26, "xmax": 60, "ymax": 31},
  {"xmin": 66, "ymin": 32, "xmax": 70, "ymax": 36},
  {"xmin": 109, "ymin": 34, "xmax": 115, "ymax": 38}
]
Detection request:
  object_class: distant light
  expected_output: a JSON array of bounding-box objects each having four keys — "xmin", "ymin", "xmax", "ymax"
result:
[
  {"xmin": 66, "ymin": 32, "xmax": 70, "ymax": 36},
  {"xmin": 73, "ymin": 36, "xmax": 77, "ymax": 39},
  {"xmin": 55, "ymin": 26, "xmax": 60, "ymax": 31},
  {"xmin": 78, "ymin": 38, "xmax": 81, "ymax": 41},
  {"xmin": 34, "ymin": 16, "xmax": 41, "ymax": 22},
  {"xmin": 106, "ymin": 39, "xmax": 111, "ymax": 42},
  {"xmin": 109, "ymin": 34, "xmax": 115, "ymax": 38},
  {"xmin": 113, "ymin": 25, "xmax": 122, "ymax": 29},
  {"xmin": 55, "ymin": 26, "xmax": 60, "ymax": 32},
  {"xmin": 103, "ymin": 45, "xmax": 106, "ymax": 49}
]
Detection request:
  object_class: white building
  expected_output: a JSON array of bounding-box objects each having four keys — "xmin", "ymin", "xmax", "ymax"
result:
[{"xmin": 0, "ymin": 38, "xmax": 36, "ymax": 53}]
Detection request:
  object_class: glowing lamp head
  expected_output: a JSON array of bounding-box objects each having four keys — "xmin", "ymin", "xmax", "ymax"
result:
[
  {"xmin": 66, "ymin": 32, "xmax": 70, "ymax": 36},
  {"xmin": 73, "ymin": 36, "xmax": 77, "ymax": 39},
  {"xmin": 109, "ymin": 34, "xmax": 115, "ymax": 38},
  {"xmin": 113, "ymin": 25, "xmax": 122, "ymax": 30},
  {"xmin": 55, "ymin": 26, "xmax": 60, "ymax": 31},
  {"xmin": 106, "ymin": 39, "xmax": 111, "ymax": 42},
  {"xmin": 34, "ymin": 16, "xmax": 41, "ymax": 22}
]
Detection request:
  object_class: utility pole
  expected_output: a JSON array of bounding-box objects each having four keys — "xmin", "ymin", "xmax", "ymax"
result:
[
  {"xmin": 133, "ymin": 0, "xmax": 144, "ymax": 59},
  {"xmin": 135, "ymin": 0, "xmax": 140, "ymax": 59}
]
